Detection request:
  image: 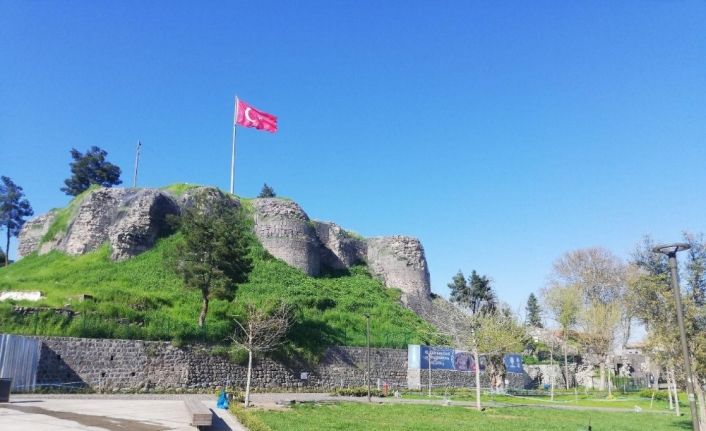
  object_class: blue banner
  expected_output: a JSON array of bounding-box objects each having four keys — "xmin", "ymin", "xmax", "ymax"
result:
[
  {"xmin": 420, "ymin": 346, "xmax": 455, "ymax": 370},
  {"xmin": 408, "ymin": 345, "xmax": 489, "ymax": 371},
  {"xmin": 503, "ymin": 354, "xmax": 524, "ymax": 373}
]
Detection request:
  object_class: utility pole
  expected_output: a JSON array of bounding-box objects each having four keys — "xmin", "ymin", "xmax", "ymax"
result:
[
  {"xmin": 428, "ymin": 347, "xmax": 432, "ymax": 398},
  {"xmin": 365, "ymin": 313, "xmax": 371, "ymax": 403},
  {"xmin": 653, "ymin": 243, "xmax": 701, "ymax": 431},
  {"xmin": 550, "ymin": 337, "xmax": 555, "ymax": 401},
  {"xmin": 132, "ymin": 141, "xmax": 141, "ymax": 188}
]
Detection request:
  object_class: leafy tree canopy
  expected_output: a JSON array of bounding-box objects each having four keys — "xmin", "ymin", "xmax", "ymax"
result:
[
  {"xmin": 628, "ymin": 233, "xmax": 706, "ymax": 379},
  {"xmin": 0, "ymin": 176, "xmax": 33, "ymax": 266},
  {"xmin": 169, "ymin": 196, "xmax": 253, "ymax": 327},
  {"xmin": 61, "ymin": 146, "xmax": 122, "ymax": 196},
  {"xmin": 447, "ymin": 269, "xmax": 496, "ymax": 315}
]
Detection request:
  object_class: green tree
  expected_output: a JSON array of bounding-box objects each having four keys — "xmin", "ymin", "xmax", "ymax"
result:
[
  {"xmin": 625, "ymin": 271, "xmax": 682, "ymax": 399},
  {"xmin": 0, "ymin": 176, "xmax": 34, "ymax": 266},
  {"xmin": 468, "ymin": 270, "xmax": 496, "ymax": 315},
  {"xmin": 632, "ymin": 235, "xmax": 669, "ymax": 275},
  {"xmin": 683, "ymin": 231, "xmax": 706, "ymax": 305},
  {"xmin": 257, "ymin": 183, "xmax": 276, "ymax": 198},
  {"xmin": 474, "ymin": 310, "xmax": 527, "ymax": 392},
  {"xmin": 448, "ymin": 270, "xmax": 469, "ymax": 307},
  {"xmin": 542, "ymin": 284, "xmax": 580, "ymax": 389},
  {"xmin": 419, "ymin": 300, "xmax": 525, "ymax": 411},
  {"xmin": 61, "ymin": 146, "xmax": 122, "ymax": 196},
  {"xmin": 628, "ymin": 235, "xmax": 706, "ymax": 425},
  {"xmin": 170, "ymin": 196, "xmax": 253, "ymax": 327},
  {"xmin": 548, "ymin": 247, "xmax": 626, "ymax": 391},
  {"xmin": 525, "ymin": 293, "xmax": 543, "ymax": 327}
]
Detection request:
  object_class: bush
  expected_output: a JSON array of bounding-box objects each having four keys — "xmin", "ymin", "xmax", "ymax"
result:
[
  {"xmin": 523, "ymin": 355, "xmax": 538, "ymax": 365},
  {"xmin": 638, "ymin": 389, "xmax": 669, "ymax": 401},
  {"xmin": 210, "ymin": 345, "xmax": 249, "ymax": 365},
  {"xmin": 332, "ymin": 387, "xmax": 386, "ymax": 397}
]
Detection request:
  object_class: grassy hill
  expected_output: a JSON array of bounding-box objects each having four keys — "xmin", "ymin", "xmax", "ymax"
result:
[{"xmin": 0, "ymin": 190, "xmax": 437, "ymax": 360}]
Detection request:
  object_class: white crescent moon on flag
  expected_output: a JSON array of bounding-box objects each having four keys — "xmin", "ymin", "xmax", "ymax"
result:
[{"xmin": 244, "ymin": 107, "xmax": 256, "ymax": 123}]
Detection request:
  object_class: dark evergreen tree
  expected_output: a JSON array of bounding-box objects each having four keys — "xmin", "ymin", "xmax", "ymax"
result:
[
  {"xmin": 169, "ymin": 196, "xmax": 253, "ymax": 327},
  {"xmin": 0, "ymin": 176, "xmax": 33, "ymax": 266},
  {"xmin": 448, "ymin": 270, "xmax": 469, "ymax": 307},
  {"xmin": 525, "ymin": 293, "xmax": 543, "ymax": 327},
  {"xmin": 61, "ymin": 146, "xmax": 122, "ymax": 196},
  {"xmin": 258, "ymin": 183, "xmax": 276, "ymax": 198},
  {"xmin": 468, "ymin": 270, "xmax": 496, "ymax": 315}
]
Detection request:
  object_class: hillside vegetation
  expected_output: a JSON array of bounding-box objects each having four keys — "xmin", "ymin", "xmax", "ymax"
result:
[{"xmin": 0, "ymin": 192, "xmax": 437, "ymax": 359}]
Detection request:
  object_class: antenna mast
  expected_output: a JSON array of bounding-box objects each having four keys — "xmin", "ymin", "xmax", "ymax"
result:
[{"xmin": 133, "ymin": 140, "xmax": 141, "ymax": 188}]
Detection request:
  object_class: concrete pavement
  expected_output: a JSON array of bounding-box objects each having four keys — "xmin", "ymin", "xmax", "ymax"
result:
[{"xmin": 0, "ymin": 396, "xmax": 245, "ymax": 431}]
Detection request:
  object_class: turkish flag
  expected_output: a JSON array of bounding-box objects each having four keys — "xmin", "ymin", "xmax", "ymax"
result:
[{"xmin": 235, "ymin": 99, "xmax": 278, "ymax": 133}]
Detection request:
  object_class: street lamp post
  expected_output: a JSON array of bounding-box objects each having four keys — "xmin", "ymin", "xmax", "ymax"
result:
[
  {"xmin": 365, "ymin": 313, "xmax": 371, "ymax": 403},
  {"xmin": 653, "ymin": 243, "xmax": 701, "ymax": 431}
]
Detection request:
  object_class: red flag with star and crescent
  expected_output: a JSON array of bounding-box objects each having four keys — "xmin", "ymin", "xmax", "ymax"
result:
[{"xmin": 235, "ymin": 99, "xmax": 278, "ymax": 133}]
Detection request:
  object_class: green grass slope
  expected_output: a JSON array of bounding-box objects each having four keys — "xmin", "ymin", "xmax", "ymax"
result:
[{"xmin": 0, "ymin": 225, "xmax": 437, "ymax": 359}]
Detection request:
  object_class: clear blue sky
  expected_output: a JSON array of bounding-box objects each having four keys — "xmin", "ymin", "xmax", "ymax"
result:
[{"xmin": 2, "ymin": 1, "xmax": 706, "ymax": 314}]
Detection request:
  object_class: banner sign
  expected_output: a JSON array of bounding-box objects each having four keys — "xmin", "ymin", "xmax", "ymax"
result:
[
  {"xmin": 503, "ymin": 354, "xmax": 523, "ymax": 373},
  {"xmin": 420, "ymin": 346, "xmax": 454, "ymax": 370},
  {"xmin": 408, "ymin": 345, "xmax": 521, "ymax": 373}
]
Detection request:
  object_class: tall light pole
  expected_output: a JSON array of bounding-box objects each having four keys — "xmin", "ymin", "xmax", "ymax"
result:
[
  {"xmin": 132, "ymin": 141, "xmax": 141, "ymax": 188},
  {"xmin": 653, "ymin": 243, "xmax": 701, "ymax": 431},
  {"xmin": 365, "ymin": 313, "xmax": 371, "ymax": 403}
]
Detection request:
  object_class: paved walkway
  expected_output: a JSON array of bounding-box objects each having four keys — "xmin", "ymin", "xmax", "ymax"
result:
[
  {"xmin": 247, "ymin": 392, "xmax": 668, "ymax": 414},
  {"xmin": 1, "ymin": 395, "xmax": 246, "ymax": 431}
]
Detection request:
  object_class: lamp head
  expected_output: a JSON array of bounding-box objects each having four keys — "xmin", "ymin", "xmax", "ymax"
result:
[{"xmin": 652, "ymin": 243, "xmax": 691, "ymax": 255}]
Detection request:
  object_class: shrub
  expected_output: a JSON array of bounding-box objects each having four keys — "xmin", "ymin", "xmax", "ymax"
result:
[
  {"xmin": 638, "ymin": 389, "xmax": 669, "ymax": 401},
  {"xmin": 332, "ymin": 387, "xmax": 386, "ymax": 397},
  {"xmin": 523, "ymin": 355, "xmax": 538, "ymax": 365}
]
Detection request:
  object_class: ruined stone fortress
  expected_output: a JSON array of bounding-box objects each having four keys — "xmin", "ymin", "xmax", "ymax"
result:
[
  {"xmin": 18, "ymin": 186, "xmax": 433, "ymax": 312},
  {"xmin": 10, "ymin": 186, "xmax": 453, "ymax": 392},
  {"xmin": 10, "ymin": 186, "xmax": 571, "ymax": 392}
]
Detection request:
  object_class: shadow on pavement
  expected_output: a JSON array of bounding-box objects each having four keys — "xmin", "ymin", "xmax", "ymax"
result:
[
  {"xmin": 1, "ymin": 404, "xmax": 166, "ymax": 431},
  {"xmin": 208, "ymin": 408, "xmax": 233, "ymax": 431}
]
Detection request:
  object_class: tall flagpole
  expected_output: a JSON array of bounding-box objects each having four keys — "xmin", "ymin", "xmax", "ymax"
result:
[
  {"xmin": 230, "ymin": 96, "xmax": 238, "ymax": 194},
  {"xmin": 132, "ymin": 140, "xmax": 141, "ymax": 188}
]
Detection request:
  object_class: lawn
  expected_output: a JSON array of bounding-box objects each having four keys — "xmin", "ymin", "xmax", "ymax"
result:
[{"xmin": 252, "ymin": 402, "xmax": 692, "ymax": 431}]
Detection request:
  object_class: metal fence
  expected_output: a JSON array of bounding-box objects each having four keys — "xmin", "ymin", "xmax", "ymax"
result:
[{"xmin": 0, "ymin": 334, "xmax": 41, "ymax": 391}]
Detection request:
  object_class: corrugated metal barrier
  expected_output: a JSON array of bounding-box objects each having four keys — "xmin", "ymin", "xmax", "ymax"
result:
[{"xmin": 0, "ymin": 334, "xmax": 41, "ymax": 391}]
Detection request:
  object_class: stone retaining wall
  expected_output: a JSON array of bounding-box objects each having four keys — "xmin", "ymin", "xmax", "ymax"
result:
[
  {"xmin": 30, "ymin": 336, "xmax": 533, "ymax": 392},
  {"xmin": 406, "ymin": 368, "xmax": 531, "ymax": 390}
]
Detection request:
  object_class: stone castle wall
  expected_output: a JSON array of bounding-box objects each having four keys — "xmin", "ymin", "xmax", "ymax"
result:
[
  {"xmin": 19, "ymin": 188, "xmax": 434, "ymax": 310},
  {"xmin": 366, "ymin": 236, "xmax": 432, "ymax": 312},
  {"xmin": 406, "ymin": 368, "xmax": 532, "ymax": 390},
  {"xmin": 29, "ymin": 336, "xmax": 531, "ymax": 392},
  {"xmin": 18, "ymin": 188, "xmax": 179, "ymax": 261},
  {"xmin": 34, "ymin": 336, "xmax": 410, "ymax": 392},
  {"xmin": 251, "ymin": 198, "xmax": 321, "ymax": 277}
]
